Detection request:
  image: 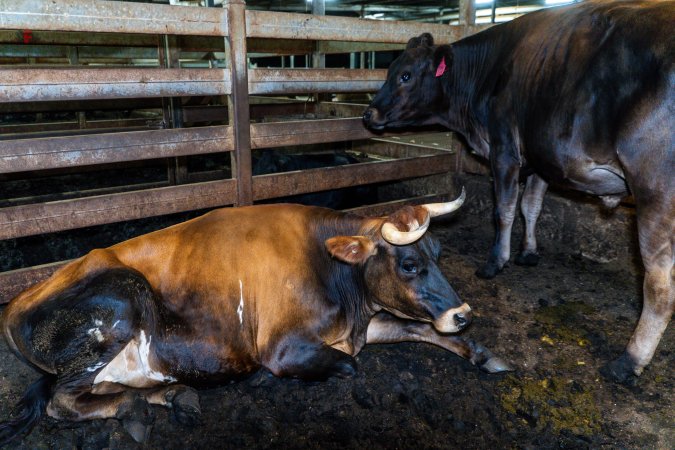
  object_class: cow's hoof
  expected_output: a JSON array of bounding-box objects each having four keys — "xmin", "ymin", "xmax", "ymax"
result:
[
  {"xmin": 123, "ymin": 419, "xmax": 153, "ymax": 444},
  {"xmin": 600, "ymin": 353, "xmax": 639, "ymax": 386},
  {"xmin": 515, "ymin": 252, "xmax": 539, "ymax": 266},
  {"xmin": 169, "ymin": 387, "xmax": 202, "ymax": 427},
  {"xmin": 119, "ymin": 396, "xmax": 154, "ymax": 443},
  {"xmin": 475, "ymin": 263, "xmax": 501, "ymax": 279},
  {"xmin": 480, "ymin": 356, "xmax": 515, "ymax": 373},
  {"xmin": 333, "ymin": 358, "xmax": 357, "ymax": 378},
  {"xmin": 167, "ymin": 386, "xmax": 202, "ymax": 427}
]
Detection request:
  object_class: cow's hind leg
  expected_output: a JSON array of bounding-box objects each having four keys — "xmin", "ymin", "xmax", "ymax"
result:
[
  {"xmin": 1, "ymin": 268, "xmax": 160, "ymax": 443},
  {"xmin": 47, "ymin": 381, "xmax": 200, "ymax": 442},
  {"xmin": 366, "ymin": 312, "xmax": 513, "ymax": 373},
  {"xmin": 601, "ymin": 196, "xmax": 674, "ymax": 384},
  {"xmin": 515, "ymin": 174, "xmax": 548, "ymax": 266},
  {"xmin": 49, "ymin": 381, "xmax": 155, "ymax": 443}
]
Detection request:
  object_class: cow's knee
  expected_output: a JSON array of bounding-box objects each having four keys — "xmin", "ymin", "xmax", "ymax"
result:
[{"xmin": 265, "ymin": 337, "xmax": 357, "ymax": 381}]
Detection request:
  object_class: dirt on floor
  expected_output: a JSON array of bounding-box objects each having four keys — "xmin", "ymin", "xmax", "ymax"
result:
[{"xmin": 0, "ymin": 208, "xmax": 673, "ymax": 450}]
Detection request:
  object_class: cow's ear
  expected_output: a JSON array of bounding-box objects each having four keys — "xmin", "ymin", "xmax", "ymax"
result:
[
  {"xmin": 419, "ymin": 33, "xmax": 434, "ymax": 47},
  {"xmin": 325, "ymin": 236, "xmax": 377, "ymax": 264},
  {"xmin": 406, "ymin": 36, "xmax": 421, "ymax": 49},
  {"xmin": 406, "ymin": 33, "xmax": 434, "ymax": 49},
  {"xmin": 433, "ymin": 45, "xmax": 453, "ymax": 70}
]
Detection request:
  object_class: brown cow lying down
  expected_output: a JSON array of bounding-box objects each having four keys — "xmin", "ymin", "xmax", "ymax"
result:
[{"xmin": 0, "ymin": 193, "xmax": 511, "ymax": 443}]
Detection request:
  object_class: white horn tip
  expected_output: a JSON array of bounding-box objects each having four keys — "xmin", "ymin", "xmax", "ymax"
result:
[{"xmin": 423, "ymin": 186, "xmax": 467, "ymax": 218}]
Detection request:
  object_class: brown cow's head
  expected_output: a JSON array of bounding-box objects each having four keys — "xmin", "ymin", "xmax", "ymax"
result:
[
  {"xmin": 325, "ymin": 189, "xmax": 471, "ymax": 333},
  {"xmin": 363, "ymin": 33, "xmax": 452, "ymax": 131}
]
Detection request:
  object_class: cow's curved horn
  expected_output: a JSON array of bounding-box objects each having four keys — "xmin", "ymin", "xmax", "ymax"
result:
[
  {"xmin": 381, "ymin": 214, "xmax": 431, "ymax": 245},
  {"xmin": 422, "ymin": 187, "xmax": 466, "ymax": 217}
]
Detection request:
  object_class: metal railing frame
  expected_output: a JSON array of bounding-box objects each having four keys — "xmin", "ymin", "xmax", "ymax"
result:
[{"xmin": 0, "ymin": 0, "xmax": 484, "ymax": 302}]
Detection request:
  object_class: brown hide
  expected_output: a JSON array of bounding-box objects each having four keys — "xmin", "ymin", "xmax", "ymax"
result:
[
  {"xmin": 5, "ymin": 205, "xmax": 369, "ymax": 372},
  {"xmin": 1, "ymin": 199, "xmax": 517, "ymax": 445}
]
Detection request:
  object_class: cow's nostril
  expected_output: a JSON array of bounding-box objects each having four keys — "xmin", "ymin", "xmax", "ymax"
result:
[
  {"xmin": 454, "ymin": 312, "xmax": 468, "ymax": 328},
  {"xmin": 362, "ymin": 109, "xmax": 372, "ymax": 122}
]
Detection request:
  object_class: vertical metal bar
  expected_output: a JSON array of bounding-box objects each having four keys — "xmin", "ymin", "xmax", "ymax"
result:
[
  {"xmin": 160, "ymin": 35, "xmax": 188, "ymax": 185},
  {"xmin": 459, "ymin": 0, "xmax": 475, "ymax": 174},
  {"xmin": 67, "ymin": 46, "xmax": 78, "ymax": 64},
  {"xmin": 311, "ymin": 0, "xmax": 329, "ymax": 103},
  {"xmin": 225, "ymin": 0, "xmax": 253, "ymax": 206},
  {"xmin": 491, "ymin": 0, "xmax": 497, "ymax": 23},
  {"xmin": 311, "ymin": 0, "xmax": 325, "ymax": 69},
  {"xmin": 359, "ymin": 5, "xmax": 366, "ymax": 70},
  {"xmin": 460, "ymin": 0, "xmax": 476, "ymax": 26},
  {"xmin": 67, "ymin": 46, "xmax": 87, "ymax": 129}
]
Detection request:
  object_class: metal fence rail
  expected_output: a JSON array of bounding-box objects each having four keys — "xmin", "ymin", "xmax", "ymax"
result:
[{"xmin": 0, "ymin": 0, "xmax": 482, "ymax": 303}]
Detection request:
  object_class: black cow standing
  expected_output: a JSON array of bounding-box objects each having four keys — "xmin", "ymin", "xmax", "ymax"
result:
[{"xmin": 363, "ymin": 0, "xmax": 674, "ymax": 383}]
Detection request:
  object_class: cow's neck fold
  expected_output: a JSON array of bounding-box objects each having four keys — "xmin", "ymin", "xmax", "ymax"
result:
[
  {"xmin": 443, "ymin": 37, "xmax": 505, "ymax": 156},
  {"xmin": 310, "ymin": 212, "xmax": 377, "ymax": 321}
]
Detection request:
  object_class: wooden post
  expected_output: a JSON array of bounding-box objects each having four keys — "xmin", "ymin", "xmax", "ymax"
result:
[
  {"xmin": 312, "ymin": 0, "xmax": 330, "ymax": 103},
  {"xmin": 312, "ymin": 0, "xmax": 325, "ymax": 69},
  {"xmin": 459, "ymin": 0, "xmax": 476, "ymax": 26},
  {"xmin": 225, "ymin": 0, "xmax": 253, "ymax": 206}
]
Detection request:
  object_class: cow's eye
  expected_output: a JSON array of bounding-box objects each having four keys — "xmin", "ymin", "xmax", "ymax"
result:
[
  {"xmin": 401, "ymin": 260, "xmax": 418, "ymax": 274},
  {"xmin": 400, "ymin": 72, "xmax": 411, "ymax": 83}
]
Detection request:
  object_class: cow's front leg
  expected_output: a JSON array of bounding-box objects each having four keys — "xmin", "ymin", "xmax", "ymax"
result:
[
  {"xmin": 366, "ymin": 312, "xmax": 513, "ymax": 373},
  {"xmin": 264, "ymin": 334, "xmax": 357, "ymax": 381},
  {"xmin": 477, "ymin": 146, "xmax": 521, "ymax": 279},
  {"xmin": 515, "ymin": 174, "xmax": 548, "ymax": 266}
]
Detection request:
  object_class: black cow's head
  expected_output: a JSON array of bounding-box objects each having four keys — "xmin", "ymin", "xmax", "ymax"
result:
[
  {"xmin": 363, "ymin": 33, "xmax": 452, "ymax": 131},
  {"xmin": 325, "ymin": 189, "xmax": 471, "ymax": 333}
]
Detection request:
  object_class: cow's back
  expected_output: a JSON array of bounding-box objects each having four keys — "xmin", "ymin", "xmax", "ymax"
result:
[
  {"xmin": 495, "ymin": 1, "xmax": 673, "ymax": 117},
  {"xmin": 109, "ymin": 204, "xmax": 339, "ymax": 307}
]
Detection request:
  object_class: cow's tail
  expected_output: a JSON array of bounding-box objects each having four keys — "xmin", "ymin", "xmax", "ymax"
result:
[{"xmin": 0, "ymin": 374, "xmax": 55, "ymax": 446}]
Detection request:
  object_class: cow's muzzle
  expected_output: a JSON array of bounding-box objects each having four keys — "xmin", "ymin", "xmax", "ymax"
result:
[
  {"xmin": 433, "ymin": 303, "xmax": 472, "ymax": 333},
  {"xmin": 362, "ymin": 107, "xmax": 384, "ymax": 130}
]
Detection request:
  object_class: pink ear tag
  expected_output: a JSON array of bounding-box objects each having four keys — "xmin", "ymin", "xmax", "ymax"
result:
[{"xmin": 435, "ymin": 56, "xmax": 447, "ymax": 77}]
